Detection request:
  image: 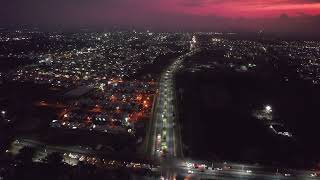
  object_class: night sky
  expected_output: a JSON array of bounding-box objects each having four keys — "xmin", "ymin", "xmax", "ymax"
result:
[{"xmin": 1, "ymin": 0, "xmax": 320, "ymax": 33}]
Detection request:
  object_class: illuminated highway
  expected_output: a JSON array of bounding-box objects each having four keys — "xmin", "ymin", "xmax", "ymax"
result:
[
  {"xmin": 144, "ymin": 35, "xmax": 198, "ymax": 179},
  {"xmin": 173, "ymin": 160, "xmax": 320, "ymax": 180},
  {"xmin": 148, "ymin": 35, "xmax": 197, "ymax": 161},
  {"xmin": 10, "ymin": 138, "xmax": 320, "ymax": 179},
  {"xmin": 149, "ymin": 54, "xmax": 185, "ymax": 160}
]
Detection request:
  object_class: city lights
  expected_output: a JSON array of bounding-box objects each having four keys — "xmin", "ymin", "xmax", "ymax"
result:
[{"xmin": 1, "ymin": 28, "xmax": 319, "ymax": 180}]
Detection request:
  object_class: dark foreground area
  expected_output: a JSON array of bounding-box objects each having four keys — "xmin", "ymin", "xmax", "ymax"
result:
[{"xmin": 176, "ymin": 56, "xmax": 320, "ymax": 169}]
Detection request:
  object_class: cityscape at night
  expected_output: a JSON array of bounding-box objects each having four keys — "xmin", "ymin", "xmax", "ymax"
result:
[{"xmin": 1, "ymin": 0, "xmax": 320, "ymax": 180}]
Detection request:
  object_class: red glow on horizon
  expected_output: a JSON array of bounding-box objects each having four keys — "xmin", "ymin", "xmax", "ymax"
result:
[
  {"xmin": 155, "ymin": 0, "xmax": 320, "ymax": 18},
  {"xmin": 1, "ymin": 0, "xmax": 319, "ymax": 32}
]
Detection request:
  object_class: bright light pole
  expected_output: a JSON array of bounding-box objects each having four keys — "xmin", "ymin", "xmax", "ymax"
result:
[
  {"xmin": 1, "ymin": 110, "xmax": 6, "ymax": 118},
  {"xmin": 265, "ymin": 105, "xmax": 272, "ymax": 113}
]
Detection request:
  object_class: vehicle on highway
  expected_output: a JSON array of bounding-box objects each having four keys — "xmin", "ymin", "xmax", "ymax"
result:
[
  {"xmin": 186, "ymin": 162, "xmax": 193, "ymax": 168},
  {"xmin": 284, "ymin": 173, "xmax": 291, "ymax": 177},
  {"xmin": 188, "ymin": 170, "xmax": 194, "ymax": 174},
  {"xmin": 310, "ymin": 172, "xmax": 318, "ymax": 177},
  {"xmin": 157, "ymin": 134, "xmax": 161, "ymax": 141}
]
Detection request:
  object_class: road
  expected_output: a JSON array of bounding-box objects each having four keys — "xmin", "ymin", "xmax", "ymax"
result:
[
  {"xmin": 9, "ymin": 137, "xmax": 320, "ymax": 179},
  {"xmin": 8, "ymin": 138, "xmax": 96, "ymax": 165},
  {"xmin": 147, "ymin": 36, "xmax": 197, "ymax": 162},
  {"xmin": 149, "ymin": 54, "xmax": 185, "ymax": 160},
  {"xmin": 172, "ymin": 159, "xmax": 320, "ymax": 180},
  {"xmin": 145, "ymin": 50, "xmax": 198, "ymax": 179}
]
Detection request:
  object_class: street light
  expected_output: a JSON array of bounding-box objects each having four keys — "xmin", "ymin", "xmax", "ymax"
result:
[
  {"xmin": 265, "ymin": 105, "xmax": 272, "ymax": 113},
  {"xmin": 1, "ymin": 110, "xmax": 6, "ymax": 118}
]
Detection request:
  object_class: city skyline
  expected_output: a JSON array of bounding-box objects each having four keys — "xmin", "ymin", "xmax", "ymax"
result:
[{"xmin": 1, "ymin": 0, "xmax": 320, "ymax": 35}]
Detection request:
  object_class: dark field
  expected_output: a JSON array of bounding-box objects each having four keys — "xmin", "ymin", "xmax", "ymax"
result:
[
  {"xmin": 176, "ymin": 61, "xmax": 320, "ymax": 168},
  {"xmin": 0, "ymin": 82, "xmax": 62, "ymax": 151},
  {"xmin": 0, "ymin": 57, "xmax": 35, "ymax": 73}
]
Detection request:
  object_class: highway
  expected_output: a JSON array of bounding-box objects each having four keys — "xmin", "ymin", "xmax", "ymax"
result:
[
  {"xmin": 145, "ymin": 48, "xmax": 202, "ymax": 180},
  {"xmin": 149, "ymin": 54, "xmax": 185, "ymax": 161},
  {"xmin": 9, "ymin": 137, "xmax": 320, "ymax": 179},
  {"xmin": 173, "ymin": 159, "xmax": 320, "ymax": 180},
  {"xmin": 148, "ymin": 35, "xmax": 198, "ymax": 161}
]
